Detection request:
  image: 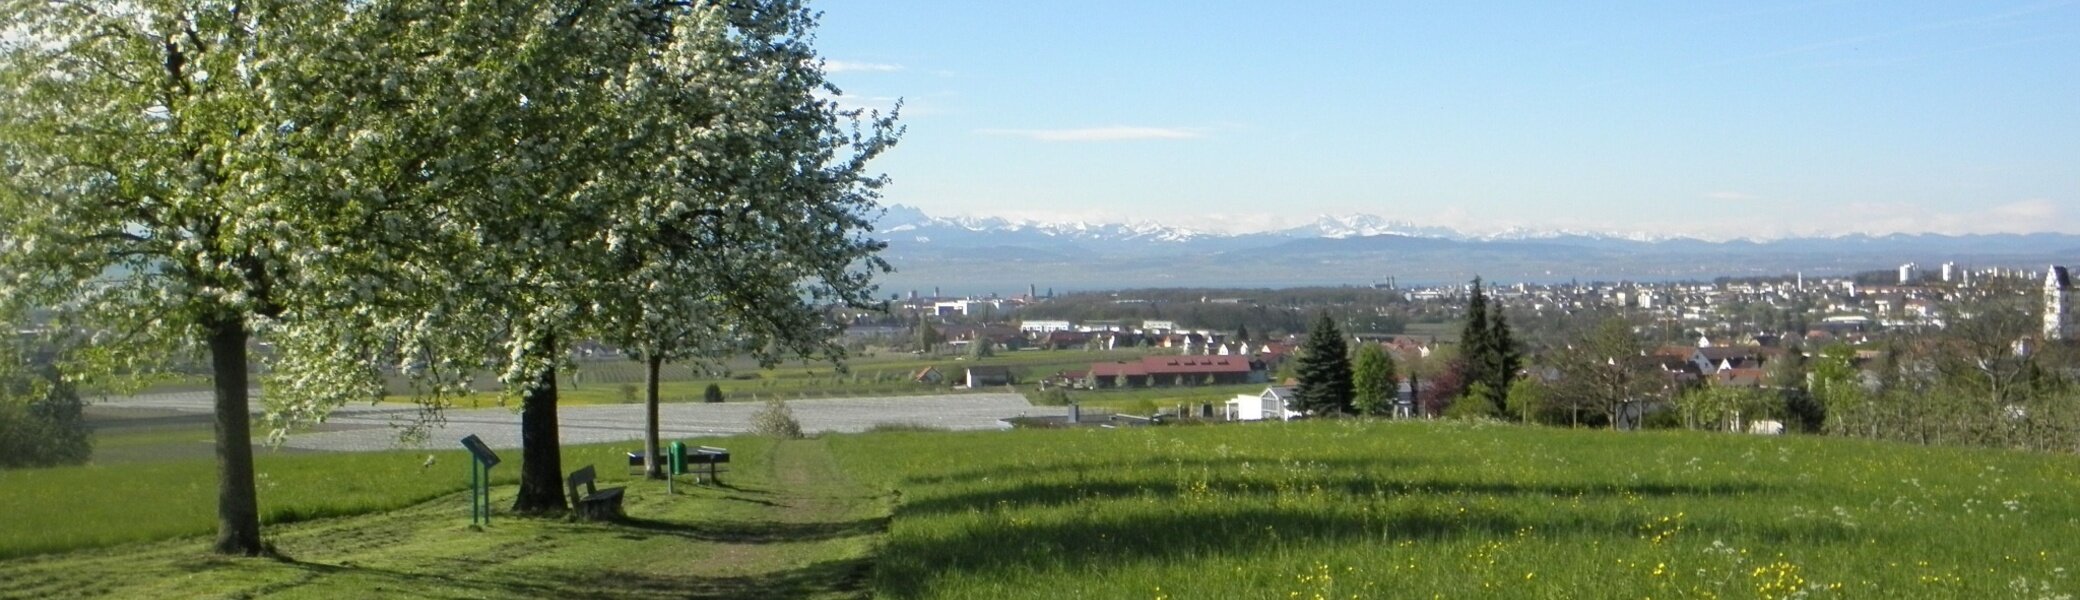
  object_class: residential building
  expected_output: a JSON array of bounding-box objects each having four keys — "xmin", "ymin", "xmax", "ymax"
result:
[{"xmin": 1226, "ymin": 386, "xmax": 1301, "ymax": 421}]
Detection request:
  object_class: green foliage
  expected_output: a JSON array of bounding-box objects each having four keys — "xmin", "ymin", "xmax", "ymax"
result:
[
  {"xmin": 751, "ymin": 397, "xmax": 805, "ymax": 440},
  {"xmin": 1547, "ymin": 317, "xmax": 1661, "ymax": 428},
  {"xmin": 917, "ymin": 323, "xmax": 943, "ymax": 353},
  {"xmin": 1503, "ymin": 377, "xmax": 1550, "ymax": 424},
  {"xmin": 1033, "ymin": 388, "xmax": 1073, "ymax": 406},
  {"xmin": 1444, "ymin": 382, "xmax": 1501, "ymax": 419},
  {"xmin": 1673, "ymin": 384, "xmax": 1777, "ymax": 431},
  {"xmin": 1810, "ymin": 344, "xmax": 1865, "ymax": 436},
  {"xmin": 968, "ymin": 339, "xmax": 995, "ymax": 360},
  {"xmin": 1294, "ymin": 313, "xmax": 1354, "ymax": 415},
  {"xmin": 617, "ymin": 384, "xmax": 640, "ymax": 405},
  {"xmin": 0, "ymin": 367, "xmax": 89, "ymax": 469},
  {"xmin": 1351, "ymin": 344, "xmax": 1398, "ymax": 416},
  {"xmin": 703, "ymin": 383, "xmax": 726, "ymax": 404}
]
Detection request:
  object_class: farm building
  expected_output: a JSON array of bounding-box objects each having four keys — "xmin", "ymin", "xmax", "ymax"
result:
[{"xmin": 1226, "ymin": 386, "xmax": 1301, "ymax": 422}]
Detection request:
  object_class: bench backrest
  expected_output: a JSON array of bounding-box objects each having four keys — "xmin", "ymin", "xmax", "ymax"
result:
[{"xmin": 566, "ymin": 465, "xmax": 597, "ymax": 502}]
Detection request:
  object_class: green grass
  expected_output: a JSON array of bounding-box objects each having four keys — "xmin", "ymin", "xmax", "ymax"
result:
[
  {"xmin": 0, "ymin": 436, "xmax": 885, "ymax": 599},
  {"xmin": 0, "ymin": 441, "xmax": 647, "ymax": 559},
  {"xmin": 12, "ymin": 419, "xmax": 2080, "ymax": 598},
  {"xmin": 831, "ymin": 421, "xmax": 2080, "ymax": 599}
]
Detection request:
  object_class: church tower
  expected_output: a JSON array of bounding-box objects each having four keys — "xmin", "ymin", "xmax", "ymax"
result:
[{"xmin": 2049, "ymin": 266, "xmax": 2073, "ymax": 341}]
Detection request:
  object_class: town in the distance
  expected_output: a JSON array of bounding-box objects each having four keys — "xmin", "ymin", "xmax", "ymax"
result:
[{"xmin": 836, "ymin": 260, "xmax": 2078, "ymax": 432}]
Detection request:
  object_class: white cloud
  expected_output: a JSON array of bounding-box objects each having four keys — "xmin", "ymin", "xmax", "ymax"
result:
[
  {"xmin": 1992, "ymin": 198, "xmax": 2059, "ymax": 220},
  {"xmin": 825, "ymin": 60, "xmax": 905, "ymax": 73},
  {"xmin": 975, "ymin": 126, "xmax": 1205, "ymax": 142}
]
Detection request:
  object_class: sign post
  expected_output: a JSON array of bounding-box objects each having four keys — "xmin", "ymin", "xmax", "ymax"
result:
[{"xmin": 460, "ymin": 434, "xmax": 501, "ymax": 526}]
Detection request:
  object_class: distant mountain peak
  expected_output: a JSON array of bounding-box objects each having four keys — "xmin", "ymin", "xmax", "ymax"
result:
[{"xmin": 1283, "ymin": 214, "xmax": 1462, "ymax": 239}]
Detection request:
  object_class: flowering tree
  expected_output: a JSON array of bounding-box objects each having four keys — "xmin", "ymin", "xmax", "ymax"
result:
[
  {"xmin": 596, "ymin": 1, "xmax": 900, "ymax": 480},
  {"xmin": 0, "ymin": 1, "xmax": 484, "ymax": 554}
]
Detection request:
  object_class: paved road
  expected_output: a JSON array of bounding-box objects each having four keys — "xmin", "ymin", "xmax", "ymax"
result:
[{"xmin": 94, "ymin": 391, "xmax": 1060, "ymax": 452}]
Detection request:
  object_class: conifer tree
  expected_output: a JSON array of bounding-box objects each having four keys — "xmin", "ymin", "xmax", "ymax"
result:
[
  {"xmin": 1459, "ymin": 277, "xmax": 1521, "ymax": 415},
  {"xmin": 1460, "ymin": 278, "xmax": 1495, "ymax": 405},
  {"xmin": 1484, "ymin": 307, "xmax": 1523, "ymax": 414},
  {"xmin": 1295, "ymin": 313, "xmax": 1355, "ymax": 415}
]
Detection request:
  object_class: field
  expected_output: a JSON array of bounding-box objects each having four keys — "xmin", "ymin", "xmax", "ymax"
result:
[
  {"xmin": 1028, "ymin": 383, "xmax": 1268, "ymax": 413},
  {"xmin": 0, "ymin": 436, "xmax": 885, "ymax": 599},
  {"xmin": 831, "ymin": 422, "xmax": 2080, "ymax": 599},
  {"xmin": 5, "ymin": 420, "xmax": 2077, "ymax": 598}
]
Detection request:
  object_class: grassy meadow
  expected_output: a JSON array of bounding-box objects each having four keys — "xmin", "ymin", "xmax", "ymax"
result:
[
  {"xmin": 832, "ymin": 421, "xmax": 2080, "ymax": 599},
  {"xmin": 6, "ymin": 418, "xmax": 2078, "ymax": 598},
  {"xmin": 0, "ymin": 437, "xmax": 639, "ymax": 559},
  {"xmin": 0, "ymin": 436, "xmax": 889, "ymax": 599},
  {"xmin": 1029, "ymin": 383, "xmax": 1268, "ymax": 413}
]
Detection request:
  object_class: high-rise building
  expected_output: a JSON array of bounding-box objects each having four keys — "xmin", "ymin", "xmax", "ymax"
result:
[
  {"xmin": 1941, "ymin": 262, "xmax": 1957, "ymax": 283},
  {"xmin": 2048, "ymin": 266, "xmax": 2073, "ymax": 341},
  {"xmin": 1898, "ymin": 263, "xmax": 1918, "ymax": 285}
]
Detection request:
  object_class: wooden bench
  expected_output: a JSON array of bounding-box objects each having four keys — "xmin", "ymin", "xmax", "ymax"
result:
[{"xmin": 565, "ymin": 465, "xmax": 624, "ymax": 521}]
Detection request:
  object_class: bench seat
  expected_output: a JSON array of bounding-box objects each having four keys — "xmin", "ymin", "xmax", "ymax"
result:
[{"xmin": 566, "ymin": 465, "xmax": 625, "ymax": 521}]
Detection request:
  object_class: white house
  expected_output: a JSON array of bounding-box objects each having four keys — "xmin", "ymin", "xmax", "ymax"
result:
[{"xmin": 1226, "ymin": 386, "xmax": 1301, "ymax": 422}]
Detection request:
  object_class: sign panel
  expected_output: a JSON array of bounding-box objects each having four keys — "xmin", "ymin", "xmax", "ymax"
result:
[{"xmin": 460, "ymin": 434, "xmax": 501, "ymax": 468}]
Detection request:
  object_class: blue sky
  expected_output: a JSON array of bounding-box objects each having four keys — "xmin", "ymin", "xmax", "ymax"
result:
[{"xmin": 813, "ymin": 1, "xmax": 2079, "ymax": 240}]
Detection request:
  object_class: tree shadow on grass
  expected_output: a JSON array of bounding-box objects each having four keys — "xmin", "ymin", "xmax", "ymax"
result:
[
  {"xmin": 900, "ymin": 454, "xmax": 1436, "ymax": 487},
  {"xmin": 620, "ymin": 515, "xmax": 890, "ymax": 545},
  {"xmin": 873, "ymin": 466, "xmax": 1846, "ymax": 600},
  {"xmin": 566, "ymin": 555, "xmax": 875, "ymax": 600},
  {"xmin": 893, "ymin": 474, "xmax": 1782, "ymax": 518},
  {"xmin": 873, "ymin": 503, "xmax": 1856, "ymax": 600},
  {"xmin": 234, "ymin": 510, "xmax": 884, "ymax": 600},
  {"xmin": 247, "ymin": 554, "xmax": 875, "ymax": 600}
]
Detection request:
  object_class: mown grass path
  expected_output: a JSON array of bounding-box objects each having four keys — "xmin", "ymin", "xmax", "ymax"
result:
[{"xmin": 0, "ymin": 438, "xmax": 887, "ymax": 599}]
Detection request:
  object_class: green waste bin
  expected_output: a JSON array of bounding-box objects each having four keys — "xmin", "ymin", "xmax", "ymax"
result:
[{"xmin": 668, "ymin": 441, "xmax": 686, "ymax": 476}]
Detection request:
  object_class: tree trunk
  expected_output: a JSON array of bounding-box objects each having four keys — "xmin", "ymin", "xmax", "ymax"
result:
[
  {"xmin": 206, "ymin": 312, "xmax": 264, "ymax": 556},
  {"xmin": 513, "ymin": 336, "xmax": 568, "ymax": 513},
  {"xmin": 644, "ymin": 353, "xmax": 665, "ymax": 480}
]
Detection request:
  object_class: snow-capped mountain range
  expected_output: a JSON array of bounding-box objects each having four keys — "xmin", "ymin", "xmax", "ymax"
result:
[
  {"xmin": 865, "ymin": 204, "xmax": 2080, "ymax": 294},
  {"xmin": 873, "ymin": 204, "xmax": 1675, "ymax": 245}
]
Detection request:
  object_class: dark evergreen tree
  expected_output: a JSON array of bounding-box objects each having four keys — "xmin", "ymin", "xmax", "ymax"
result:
[
  {"xmin": 1459, "ymin": 277, "xmax": 1522, "ymax": 415},
  {"xmin": 1459, "ymin": 277, "xmax": 1495, "ymax": 405},
  {"xmin": 1295, "ymin": 313, "xmax": 1355, "ymax": 415},
  {"xmin": 1485, "ymin": 308, "xmax": 1523, "ymax": 414},
  {"xmin": 1236, "ymin": 323, "xmax": 1251, "ymax": 343}
]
